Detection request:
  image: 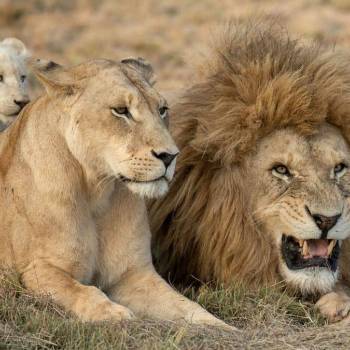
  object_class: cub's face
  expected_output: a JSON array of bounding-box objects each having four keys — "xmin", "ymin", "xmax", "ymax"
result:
[
  {"xmin": 0, "ymin": 38, "xmax": 30, "ymax": 129},
  {"xmin": 66, "ymin": 61, "xmax": 179, "ymax": 198},
  {"xmin": 249, "ymin": 124, "xmax": 350, "ymax": 295}
]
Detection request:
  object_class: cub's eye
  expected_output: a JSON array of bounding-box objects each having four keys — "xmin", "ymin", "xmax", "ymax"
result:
[
  {"xmin": 272, "ymin": 164, "xmax": 291, "ymax": 177},
  {"xmin": 20, "ymin": 75, "xmax": 26, "ymax": 83},
  {"xmin": 0, "ymin": 75, "xmax": 3, "ymax": 82},
  {"xmin": 111, "ymin": 107, "xmax": 132, "ymax": 119},
  {"xmin": 334, "ymin": 163, "xmax": 347, "ymax": 176},
  {"xmin": 159, "ymin": 106, "xmax": 169, "ymax": 119}
]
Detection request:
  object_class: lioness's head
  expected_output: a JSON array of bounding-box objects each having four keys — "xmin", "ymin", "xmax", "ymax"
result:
[
  {"xmin": 0, "ymin": 38, "xmax": 30, "ymax": 130},
  {"xmin": 250, "ymin": 124, "xmax": 350, "ymax": 294},
  {"xmin": 33, "ymin": 58, "xmax": 178, "ymax": 198}
]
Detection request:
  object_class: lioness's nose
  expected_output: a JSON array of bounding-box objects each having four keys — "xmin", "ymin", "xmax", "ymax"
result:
[
  {"xmin": 152, "ymin": 150, "xmax": 179, "ymax": 168},
  {"xmin": 14, "ymin": 99, "xmax": 29, "ymax": 109}
]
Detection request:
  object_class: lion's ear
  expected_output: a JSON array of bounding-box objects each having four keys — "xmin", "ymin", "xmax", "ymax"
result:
[
  {"xmin": 121, "ymin": 57, "xmax": 156, "ymax": 86},
  {"xmin": 30, "ymin": 58, "xmax": 78, "ymax": 96},
  {"xmin": 1, "ymin": 37, "xmax": 29, "ymax": 57}
]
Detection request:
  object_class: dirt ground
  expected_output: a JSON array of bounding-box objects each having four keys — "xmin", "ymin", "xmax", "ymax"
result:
[
  {"xmin": 2, "ymin": 0, "xmax": 350, "ymax": 349},
  {"xmin": 3, "ymin": 0, "xmax": 350, "ymax": 94}
]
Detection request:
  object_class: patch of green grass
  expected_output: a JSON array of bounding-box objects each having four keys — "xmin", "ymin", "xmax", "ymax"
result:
[{"xmin": 185, "ymin": 282, "xmax": 324, "ymax": 329}]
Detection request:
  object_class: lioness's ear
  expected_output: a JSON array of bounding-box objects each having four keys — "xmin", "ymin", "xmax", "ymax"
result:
[
  {"xmin": 121, "ymin": 57, "xmax": 156, "ymax": 85},
  {"xmin": 30, "ymin": 58, "xmax": 77, "ymax": 96},
  {"xmin": 1, "ymin": 37, "xmax": 29, "ymax": 57}
]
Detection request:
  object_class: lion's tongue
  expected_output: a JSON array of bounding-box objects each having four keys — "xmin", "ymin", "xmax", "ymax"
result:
[{"xmin": 307, "ymin": 239, "xmax": 328, "ymax": 258}]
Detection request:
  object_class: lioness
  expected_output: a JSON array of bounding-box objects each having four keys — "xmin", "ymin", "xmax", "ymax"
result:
[
  {"xmin": 0, "ymin": 57, "xmax": 229, "ymax": 328},
  {"xmin": 0, "ymin": 37, "xmax": 30, "ymax": 130}
]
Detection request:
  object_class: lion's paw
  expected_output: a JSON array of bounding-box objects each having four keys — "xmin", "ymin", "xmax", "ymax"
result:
[{"xmin": 316, "ymin": 291, "xmax": 350, "ymax": 323}]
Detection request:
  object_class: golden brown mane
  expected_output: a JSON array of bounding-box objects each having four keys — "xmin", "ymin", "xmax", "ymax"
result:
[{"xmin": 150, "ymin": 20, "xmax": 350, "ymax": 288}]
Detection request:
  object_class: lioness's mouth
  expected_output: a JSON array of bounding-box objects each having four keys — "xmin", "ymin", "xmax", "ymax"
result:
[
  {"xmin": 3, "ymin": 112, "xmax": 19, "ymax": 117},
  {"xmin": 120, "ymin": 175, "xmax": 167, "ymax": 184},
  {"xmin": 281, "ymin": 235, "xmax": 340, "ymax": 271}
]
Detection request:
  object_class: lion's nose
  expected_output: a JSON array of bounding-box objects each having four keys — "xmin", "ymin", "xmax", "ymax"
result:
[
  {"xmin": 312, "ymin": 213, "xmax": 340, "ymax": 232},
  {"xmin": 306, "ymin": 206, "xmax": 341, "ymax": 236},
  {"xmin": 152, "ymin": 150, "xmax": 179, "ymax": 168},
  {"xmin": 14, "ymin": 99, "xmax": 29, "ymax": 109}
]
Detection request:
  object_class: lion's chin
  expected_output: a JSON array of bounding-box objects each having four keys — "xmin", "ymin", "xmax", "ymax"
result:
[
  {"xmin": 280, "ymin": 263, "xmax": 338, "ymax": 295},
  {"xmin": 125, "ymin": 179, "xmax": 169, "ymax": 199}
]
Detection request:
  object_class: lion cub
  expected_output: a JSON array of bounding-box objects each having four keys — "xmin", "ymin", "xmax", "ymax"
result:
[
  {"xmin": 0, "ymin": 57, "xmax": 231, "ymax": 329},
  {"xmin": 0, "ymin": 37, "xmax": 30, "ymax": 130}
]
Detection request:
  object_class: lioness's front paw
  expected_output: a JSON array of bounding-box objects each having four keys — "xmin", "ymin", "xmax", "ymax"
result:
[
  {"xmin": 185, "ymin": 310, "xmax": 238, "ymax": 331},
  {"xmin": 316, "ymin": 292, "xmax": 350, "ymax": 323},
  {"xmin": 82, "ymin": 301, "xmax": 135, "ymax": 322}
]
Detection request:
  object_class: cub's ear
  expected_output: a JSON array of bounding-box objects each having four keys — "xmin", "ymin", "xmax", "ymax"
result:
[
  {"xmin": 29, "ymin": 58, "xmax": 77, "ymax": 96},
  {"xmin": 121, "ymin": 57, "xmax": 156, "ymax": 86},
  {"xmin": 1, "ymin": 37, "xmax": 29, "ymax": 57}
]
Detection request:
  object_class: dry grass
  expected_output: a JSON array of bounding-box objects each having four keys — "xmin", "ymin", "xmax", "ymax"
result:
[
  {"xmin": 0, "ymin": 270, "xmax": 349, "ymax": 349},
  {"xmin": 2, "ymin": 0, "xmax": 350, "ymax": 348}
]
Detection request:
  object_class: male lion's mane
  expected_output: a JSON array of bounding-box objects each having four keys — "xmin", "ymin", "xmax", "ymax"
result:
[{"xmin": 150, "ymin": 20, "xmax": 350, "ymax": 288}]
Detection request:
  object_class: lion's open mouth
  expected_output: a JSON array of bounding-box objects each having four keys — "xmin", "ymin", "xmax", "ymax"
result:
[{"xmin": 281, "ymin": 235, "xmax": 340, "ymax": 271}]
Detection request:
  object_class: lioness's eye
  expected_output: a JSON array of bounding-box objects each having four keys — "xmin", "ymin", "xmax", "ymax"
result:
[
  {"xmin": 334, "ymin": 163, "xmax": 347, "ymax": 175},
  {"xmin": 0, "ymin": 75, "xmax": 3, "ymax": 82},
  {"xmin": 20, "ymin": 75, "xmax": 26, "ymax": 83},
  {"xmin": 111, "ymin": 107, "xmax": 132, "ymax": 119},
  {"xmin": 159, "ymin": 106, "xmax": 169, "ymax": 119},
  {"xmin": 272, "ymin": 164, "xmax": 291, "ymax": 177}
]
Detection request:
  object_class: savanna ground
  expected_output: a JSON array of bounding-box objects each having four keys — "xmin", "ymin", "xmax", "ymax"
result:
[{"xmin": 2, "ymin": 0, "xmax": 350, "ymax": 348}]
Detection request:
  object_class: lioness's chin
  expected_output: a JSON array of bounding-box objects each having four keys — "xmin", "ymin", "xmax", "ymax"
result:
[
  {"xmin": 126, "ymin": 179, "xmax": 169, "ymax": 198},
  {"xmin": 280, "ymin": 264, "xmax": 338, "ymax": 295}
]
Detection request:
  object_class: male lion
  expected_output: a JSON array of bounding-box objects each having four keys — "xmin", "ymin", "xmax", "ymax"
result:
[
  {"xmin": 0, "ymin": 37, "xmax": 30, "ymax": 130},
  {"xmin": 150, "ymin": 21, "xmax": 350, "ymax": 322},
  {"xmin": 0, "ymin": 57, "xmax": 230, "ymax": 329}
]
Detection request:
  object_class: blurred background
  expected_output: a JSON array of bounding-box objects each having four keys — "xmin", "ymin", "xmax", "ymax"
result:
[{"xmin": 2, "ymin": 0, "xmax": 350, "ymax": 94}]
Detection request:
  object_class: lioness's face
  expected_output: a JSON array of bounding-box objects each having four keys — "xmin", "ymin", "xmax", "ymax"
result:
[
  {"xmin": 66, "ymin": 62, "xmax": 179, "ymax": 198},
  {"xmin": 249, "ymin": 124, "xmax": 350, "ymax": 294}
]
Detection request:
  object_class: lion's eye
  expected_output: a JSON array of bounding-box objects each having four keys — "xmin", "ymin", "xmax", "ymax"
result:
[
  {"xmin": 111, "ymin": 107, "xmax": 132, "ymax": 119},
  {"xmin": 159, "ymin": 106, "xmax": 169, "ymax": 119},
  {"xmin": 334, "ymin": 163, "xmax": 347, "ymax": 176},
  {"xmin": 20, "ymin": 75, "xmax": 26, "ymax": 83},
  {"xmin": 0, "ymin": 75, "xmax": 3, "ymax": 82},
  {"xmin": 272, "ymin": 164, "xmax": 291, "ymax": 177}
]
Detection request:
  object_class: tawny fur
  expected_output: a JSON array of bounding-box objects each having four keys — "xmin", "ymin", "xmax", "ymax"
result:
[
  {"xmin": 150, "ymin": 21, "xmax": 350, "ymax": 293},
  {"xmin": 0, "ymin": 57, "xmax": 231, "ymax": 329}
]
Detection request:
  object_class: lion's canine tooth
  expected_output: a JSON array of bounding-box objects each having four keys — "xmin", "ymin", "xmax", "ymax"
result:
[
  {"xmin": 298, "ymin": 239, "xmax": 304, "ymax": 247},
  {"xmin": 302, "ymin": 240, "xmax": 309, "ymax": 256},
  {"xmin": 327, "ymin": 240, "xmax": 336, "ymax": 256}
]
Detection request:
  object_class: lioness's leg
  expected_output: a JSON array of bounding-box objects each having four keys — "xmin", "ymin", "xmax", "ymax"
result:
[
  {"xmin": 22, "ymin": 263, "xmax": 134, "ymax": 322},
  {"xmin": 98, "ymin": 190, "xmax": 233, "ymax": 329},
  {"xmin": 108, "ymin": 264, "xmax": 234, "ymax": 330}
]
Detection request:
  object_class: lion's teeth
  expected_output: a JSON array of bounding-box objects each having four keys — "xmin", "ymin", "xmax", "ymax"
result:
[
  {"xmin": 327, "ymin": 240, "xmax": 336, "ymax": 256},
  {"xmin": 298, "ymin": 239, "xmax": 304, "ymax": 247},
  {"xmin": 302, "ymin": 240, "xmax": 309, "ymax": 256}
]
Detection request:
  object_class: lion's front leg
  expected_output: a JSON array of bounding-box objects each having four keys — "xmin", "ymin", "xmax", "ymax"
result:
[
  {"xmin": 316, "ymin": 285, "xmax": 350, "ymax": 322},
  {"xmin": 22, "ymin": 263, "xmax": 134, "ymax": 322},
  {"xmin": 107, "ymin": 265, "xmax": 235, "ymax": 330}
]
